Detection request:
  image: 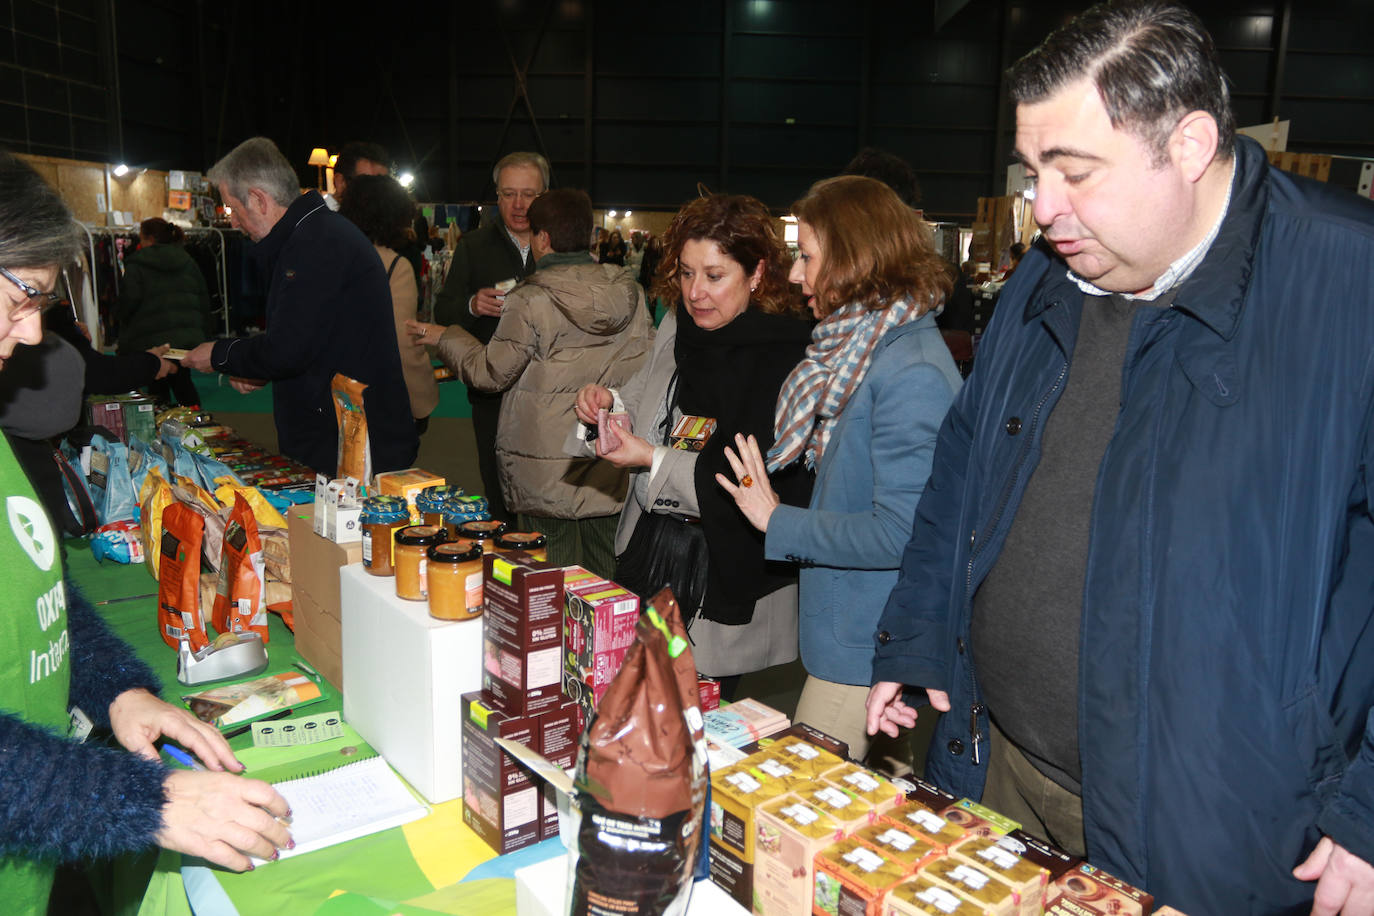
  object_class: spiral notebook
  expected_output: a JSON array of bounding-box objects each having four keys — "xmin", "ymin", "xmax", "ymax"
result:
[{"xmin": 252, "ymin": 755, "xmax": 430, "ymax": 863}]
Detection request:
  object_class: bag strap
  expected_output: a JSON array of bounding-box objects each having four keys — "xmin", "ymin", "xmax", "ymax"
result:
[
  {"xmin": 386, "ymin": 253, "xmax": 403, "ymax": 281},
  {"xmin": 53, "ymin": 448, "xmax": 99, "ymax": 536}
]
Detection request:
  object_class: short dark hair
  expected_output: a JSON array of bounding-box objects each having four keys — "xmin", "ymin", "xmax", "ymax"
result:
[
  {"xmin": 1009, "ymin": 1, "xmax": 1235, "ymax": 164},
  {"xmin": 0, "ymin": 148, "xmax": 81, "ymax": 268},
  {"xmin": 338, "ymin": 174, "xmax": 415, "ymax": 250},
  {"xmin": 140, "ymin": 217, "xmax": 185, "ymax": 246},
  {"xmin": 335, "ymin": 141, "xmax": 390, "ymax": 180},
  {"xmin": 652, "ymin": 193, "xmax": 801, "ymax": 318},
  {"xmin": 527, "ymin": 188, "xmax": 593, "ymax": 253},
  {"xmin": 841, "ymin": 147, "xmax": 923, "ymax": 208}
]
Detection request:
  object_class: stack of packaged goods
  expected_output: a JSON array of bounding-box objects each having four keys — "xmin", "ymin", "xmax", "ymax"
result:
[{"xmin": 705, "ymin": 751, "xmax": 1160, "ymax": 916}]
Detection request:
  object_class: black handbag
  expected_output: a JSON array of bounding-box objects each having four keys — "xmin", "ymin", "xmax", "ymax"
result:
[{"xmin": 613, "ymin": 509, "xmax": 709, "ymax": 617}]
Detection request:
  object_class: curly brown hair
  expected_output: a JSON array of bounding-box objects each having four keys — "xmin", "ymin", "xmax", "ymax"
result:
[
  {"xmin": 792, "ymin": 175, "xmax": 951, "ymax": 318},
  {"xmin": 651, "ymin": 193, "xmax": 802, "ymax": 317}
]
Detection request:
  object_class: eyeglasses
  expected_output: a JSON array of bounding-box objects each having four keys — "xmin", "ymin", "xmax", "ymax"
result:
[
  {"xmin": 497, "ymin": 189, "xmax": 540, "ymax": 203},
  {"xmin": 0, "ymin": 266, "xmax": 62, "ymax": 321}
]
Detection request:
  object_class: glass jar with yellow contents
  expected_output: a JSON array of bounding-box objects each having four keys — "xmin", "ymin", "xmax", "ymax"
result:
[
  {"xmin": 427, "ymin": 539, "xmax": 485, "ymax": 620},
  {"xmin": 393, "ymin": 525, "xmax": 446, "ymax": 600},
  {"xmin": 457, "ymin": 519, "xmax": 507, "ymax": 553},
  {"xmin": 494, "ymin": 531, "xmax": 547, "ymax": 562}
]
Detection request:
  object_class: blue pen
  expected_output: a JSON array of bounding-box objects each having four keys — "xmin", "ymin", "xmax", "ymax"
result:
[{"xmin": 163, "ymin": 744, "xmax": 206, "ymax": 771}]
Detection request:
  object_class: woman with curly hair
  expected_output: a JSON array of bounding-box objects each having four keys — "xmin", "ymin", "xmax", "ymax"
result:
[
  {"xmin": 718, "ymin": 175, "xmax": 961, "ymax": 763},
  {"xmin": 575, "ymin": 193, "xmax": 813, "ymax": 690}
]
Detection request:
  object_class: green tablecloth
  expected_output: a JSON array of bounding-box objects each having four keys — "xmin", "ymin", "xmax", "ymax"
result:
[{"xmin": 67, "ymin": 540, "xmax": 542, "ymax": 916}]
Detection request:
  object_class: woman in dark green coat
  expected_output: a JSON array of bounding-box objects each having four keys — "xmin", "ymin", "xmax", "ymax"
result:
[{"xmin": 116, "ymin": 218, "xmax": 212, "ymax": 405}]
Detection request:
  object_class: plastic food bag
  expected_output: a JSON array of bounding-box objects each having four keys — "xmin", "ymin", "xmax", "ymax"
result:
[
  {"xmin": 213, "ymin": 482, "xmax": 288, "ymax": 531},
  {"xmin": 91, "ymin": 519, "xmax": 144, "ymax": 564},
  {"xmin": 140, "ymin": 466, "xmax": 174, "ymax": 579},
  {"xmin": 211, "ymin": 494, "xmax": 269, "ymax": 644},
  {"xmin": 568, "ymin": 587, "xmax": 707, "ymax": 916},
  {"xmin": 332, "ymin": 374, "xmax": 372, "ymax": 487},
  {"xmin": 88, "ymin": 435, "xmax": 138, "ymax": 525},
  {"xmin": 158, "ymin": 502, "xmax": 210, "ymax": 652}
]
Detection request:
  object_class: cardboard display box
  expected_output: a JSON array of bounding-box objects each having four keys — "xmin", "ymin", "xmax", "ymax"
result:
[
  {"xmin": 482, "ymin": 554, "xmax": 565, "ymax": 716},
  {"xmin": 341, "ymin": 564, "xmax": 483, "ymax": 803},
  {"xmin": 286, "ymin": 507, "xmax": 362, "ymax": 690}
]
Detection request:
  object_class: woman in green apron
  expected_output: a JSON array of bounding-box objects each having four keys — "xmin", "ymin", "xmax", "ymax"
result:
[{"xmin": 0, "ymin": 150, "xmax": 290, "ymax": 913}]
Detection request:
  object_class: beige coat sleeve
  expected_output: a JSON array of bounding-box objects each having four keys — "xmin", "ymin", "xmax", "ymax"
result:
[
  {"xmin": 432, "ymin": 287, "xmax": 538, "ymax": 394},
  {"xmin": 381, "ymin": 246, "xmax": 440, "ymax": 419}
]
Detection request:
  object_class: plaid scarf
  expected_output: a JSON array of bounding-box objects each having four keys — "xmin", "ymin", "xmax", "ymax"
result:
[{"xmin": 767, "ymin": 297, "xmax": 924, "ymax": 472}]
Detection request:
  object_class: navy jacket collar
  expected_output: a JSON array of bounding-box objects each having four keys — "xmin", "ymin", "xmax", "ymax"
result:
[
  {"xmin": 1022, "ymin": 137, "xmax": 1270, "ymax": 343},
  {"xmin": 252, "ymin": 190, "xmax": 329, "ymax": 269}
]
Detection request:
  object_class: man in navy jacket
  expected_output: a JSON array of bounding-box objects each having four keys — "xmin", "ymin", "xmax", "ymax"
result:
[
  {"xmin": 867, "ymin": 3, "xmax": 1374, "ymax": 913},
  {"xmin": 184, "ymin": 137, "xmax": 417, "ymax": 475}
]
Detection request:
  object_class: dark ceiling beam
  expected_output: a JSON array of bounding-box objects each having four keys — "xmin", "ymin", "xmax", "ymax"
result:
[{"xmin": 1267, "ymin": 0, "xmax": 1292, "ymax": 123}]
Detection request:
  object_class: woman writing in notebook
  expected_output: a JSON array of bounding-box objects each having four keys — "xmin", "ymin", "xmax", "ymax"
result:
[{"xmin": 0, "ymin": 151, "xmax": 290, "ymax": 913}]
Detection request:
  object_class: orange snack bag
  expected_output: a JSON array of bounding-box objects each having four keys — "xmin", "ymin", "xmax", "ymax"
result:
[
  {"xmin": 158, "ymin": 502, "xmax": 209, "ymax": 651},
  {"xmin": 211, "ymin": 494, "xmax": 269, "ymax": 644}
]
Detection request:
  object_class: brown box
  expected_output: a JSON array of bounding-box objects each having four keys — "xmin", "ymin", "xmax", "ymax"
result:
[
  {"xmin": 88, "ymin": 398, "xmax": 127, "ymax": 442},
  {"xmin": 481, "ymin": 554, "xmax": 565, "ymax": 716},
  {"xmin": 459, "ymin": 691, "xmax": 541, "ymax": 855},
  {"xmin": 1003, "ymin": 829, "xmax": 1079, "ymax": 902},
  {"xmin": 812, "ymin": 835, "xmax": 908, "ymax": 916},
  {"xmin": 669, "ymin": 414, "xmax": 717, "ymax": 451},
  {"xmin": 286, "ymin": 507, "xmax": 362, "ymax": 690},
  {"xmin": 753, "ymin": 795, "xmax": 842, "ymax": 916},
  {"xmin": 1047, "ymin": 864, "xmax": 1154, "ymax": 916},
  {"xmin": 536, "ymin": 699, "xmax": 579, "ymax": 841}
]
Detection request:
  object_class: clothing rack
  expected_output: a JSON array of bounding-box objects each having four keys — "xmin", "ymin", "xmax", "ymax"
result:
[{"xmin": 72, "ymin": 223, "xmax": 239, "ymax": 350}]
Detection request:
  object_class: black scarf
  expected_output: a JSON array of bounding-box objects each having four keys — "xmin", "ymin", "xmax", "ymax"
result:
[{"xmin": 673, "ymin": 307, "xmax": 815, "ymax": 625}]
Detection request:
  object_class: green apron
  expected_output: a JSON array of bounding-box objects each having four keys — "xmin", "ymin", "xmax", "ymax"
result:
[{"xmin": 0, "ymin": 435, "xmax": 71, "ymax": 913}]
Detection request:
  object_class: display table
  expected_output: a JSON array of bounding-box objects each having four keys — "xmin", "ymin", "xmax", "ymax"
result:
[{"xmin": 65, "ymin": 542, "xmax": 550, "ymax": 916}]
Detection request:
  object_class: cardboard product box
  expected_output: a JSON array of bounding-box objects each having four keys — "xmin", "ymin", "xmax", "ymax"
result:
[
  {"xmin": 536, "ymin": 699, "xmax": 579, "ymax": 841},
  {"xmin": 950, "ymin": 836, "xmax": 1048, "ymax": 916},
  {"xmin": 794, "ymin": 782, "xmax": 877, "ymax": 835},
  {"xmin": 562, "ymin": 578, "xmax": 638, "ymax": 709},
  {"xmin": 917, "ymin": 856, "xmax": 1020, "ymax": 916},
  {"xmin": 883, "ymin": 780, "xmax": 968, "ymax": 852},
  {"xmin": 698, "ymin": 677, "xmax": 722, "ymax": 712},
  {"xmin": 756, "ymin": 734, "xmax": 845, "ymax": 778},
  {"xmin": 851, "ymin": 821, "xmax": 941, "ymax": 876},
  {"xmin": 121, "ymin": 395, "xmax": 157, "ymax": 446},
  {"xmin": 753, "ymin": 795, "xmax": 842, "ymax": 916},
  {"xmin": 740, "ymin": 750, "xmax": 818, "ymax": 793},
  {"xmin": 886, "ymin": 875, "xmax": 993, "ymax": 916},
  {"xmin": 88, "ymin": 397, "xmax": 127, "ymax": 442},
  {"xmin": 941, "ymin": 799, "xmax": 1020, "ymax": 841},
  {"xmin": 1046, "ymin": 864, "xmax": 1154, "ymax": 916},
  {"xmin": 286, "ymin": 507, "xmax": 362, "ymax": 690},
  {"xmin": 709, "ymin": 761, "xmax": 793, "ymax": 909},
  {"xmin": 482, "ymin": 554, "xmax": 565, "ymax": 716},
  {"xmin": 460, "ymin": 691, "xmax": 542, "ymax": 855},
  {"xmin": 342, "ymin": 563, "xmax": 483, "ymax": 803},
  {"xmin": 670, "ymin": 414, "xmax": 717, "ymax": 451},
  {"xmin": 375, "ymin": 468, "xmax": 445, "ymax": 523},
  {"xmin": 812, "ymin": 835, "xmax": 908, "ymax": 916},
  {"xmin": 820, "ymin": 763, "xmax": 904, "ymax": 818},
  {"xmin": 1001, "ymin": 830, "xmax": 1079, "ymax": 902}
]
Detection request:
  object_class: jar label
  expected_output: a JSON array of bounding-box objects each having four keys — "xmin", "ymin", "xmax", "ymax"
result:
[
  {"xmin": 466, "ymin": 571, "xmax": 483, "ymax": 612},
  {"xmin": 419, "ymin": 558, "xmax": 428, "ymax": 597}
]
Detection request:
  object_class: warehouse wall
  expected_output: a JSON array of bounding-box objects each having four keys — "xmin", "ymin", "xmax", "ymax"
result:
[{"xmin": 2, "ymin": 0, "xmax": 1371, "ymax": 221}]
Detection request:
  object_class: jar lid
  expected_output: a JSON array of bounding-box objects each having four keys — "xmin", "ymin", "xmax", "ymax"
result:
[
  {"xmin": 416, "ymin": 485, "xmax": 464, "ymax": 510},
  {"xmin": 458, "ymin": 519, "xmax": 507, "ymax": 538},
  {"xmin": 395, "ymin": 525, "xmax": 446, "ymax": 546},
  {"xmin": 428, "ymin": 540, "xmax": 482, "ymax": 562},
  {"xmin": 360, "ymin": 505, "xmax": 409, "ymax": 523},
  {"xmin": 496, "ymin": 531, "xmax": 546, "ymax": 549}
]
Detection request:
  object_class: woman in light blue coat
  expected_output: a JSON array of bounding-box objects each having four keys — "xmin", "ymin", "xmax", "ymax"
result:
[{"xmin": 719, "ymin": 175, "xmax": 961, "ymax": 763}]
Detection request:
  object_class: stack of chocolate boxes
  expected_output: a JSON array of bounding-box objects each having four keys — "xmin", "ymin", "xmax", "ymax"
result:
[{"xmin": 461, "ymin": 554, "xmax": 643, "ymax": 855}]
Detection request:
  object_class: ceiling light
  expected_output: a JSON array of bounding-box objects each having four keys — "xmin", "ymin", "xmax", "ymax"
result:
[
  {"xmin": 399, "ymin": 172, "xmax": 415, "ymax": 188},
  {"xmin": 112, "ymin": 163, "xmax": 129, "ymax": 177}
]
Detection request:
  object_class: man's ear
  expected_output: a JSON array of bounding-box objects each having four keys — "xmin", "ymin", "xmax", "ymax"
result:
[
  {"xmin": 1172, "ymin": 110, "xmax": 1220, "ymax": 183},
  {"xmin": 536, "ymin": 229, "xmax": 551, "ymax": 250}
]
